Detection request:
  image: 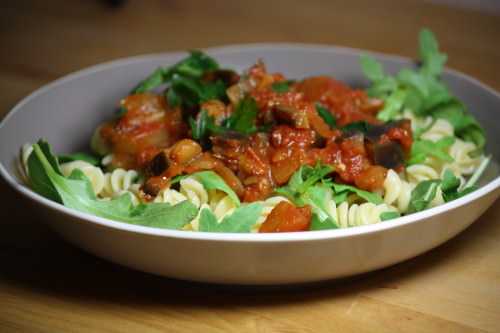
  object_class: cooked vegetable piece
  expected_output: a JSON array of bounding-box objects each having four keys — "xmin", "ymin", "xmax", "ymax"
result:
[{"xmin": 259, "ymin": 201, "xmax": 312, "ymax": 233}]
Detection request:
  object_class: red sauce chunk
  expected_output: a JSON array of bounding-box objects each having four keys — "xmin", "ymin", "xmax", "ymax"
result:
[{"xmin": 259, "ymin": 202, "xmax": 312, "ymax": 233}]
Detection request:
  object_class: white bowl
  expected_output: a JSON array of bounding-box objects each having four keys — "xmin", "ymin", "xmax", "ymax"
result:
[{"xmin": 1, "ymin": 44, "xmax": 499, "ymax": 285}]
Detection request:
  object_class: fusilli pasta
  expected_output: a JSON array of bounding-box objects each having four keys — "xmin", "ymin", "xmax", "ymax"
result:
[
  {"xmin": 60, "ymin": 160, "xmax": 105, "ymax": 195},
  {"xmin": 326, "ymin": 201, "xmax": 397, "ymax": 228},
  {"xmin": 406, "ymin": 164, "xmax": 440, "ymax": 184},
  {"xmin": 421, "ymin": 118, "xmax": 454, "ymax": 142},
  {"xmin": 383, "ymin": 169, "xmax": 414, "ymax": 213},
  {"xmin": 100, "ymin": 168, "xmax": 140, "ymax": 198}
]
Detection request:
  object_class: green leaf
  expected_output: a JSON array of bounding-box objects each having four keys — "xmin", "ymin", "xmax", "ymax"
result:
[
  {"xmin": 431, "ymin": 100, "xmax": 485, "ymax": 150},
  {"xmin": 172, "ymin": 50, "xmax": 219, "ymax": 78},
  {"xmin": 29, "ymin": 141, "xmax": 198, "ymax": 229},
  {"xmin": 440, "ymin": 169, "xmax": 460, "ymax": 193},
  {"xmin": 28, "ymin": 141, "xmax": 62, "ymax": 202},
  {"xmin": 315, "ymin": 104, "xmax": 336, "ymax": 129},
  {"xmin": 376, "ymin": 89, "xmax": 407, "ymax": 121},
  {"xmin": 169, "ymin": 76, "xmax": 226, "ymax": 109},
  {"xmin": 199, "ymin": 203, "xmax": 263, "ymax": 233},
  {"xmin": 189, "ymin": 109, "xmax": 225, "ymax": 144},
  {"xmin": 302, "ymin": 183, "xmax": 339, "ymax": 229},
  {"xmin": 192, "ymin": 171, "xmax": 240, "ymax": 206},
  {"xmin": 366, "ymin": 77, "xmax": 398, "ymax": 97},
  {"xmin": 397, "ymin": 69, "xmax": 429, "ymax": 97},
  {"xmin": 341, "ymin": 121, "xmax": 371, "ymax": 134},
  {"xmin": 443, "ymin": 186, "xmax": 477, "ymax": 202},
  {"xmin": 131, "ymin": 51, "xmax": 219, "ymax": 94},
  {"xmin": 166, "ymin": 87, "xmax": 181, "ymax": 107},
  {"xmin": 132, "ymin": 67, "xmax": 166, "ymax": 94},
  {"xmin": 419, "ymin": 28, "xmax": 447, "ymax": 77},
  {"xmin": 407, "ymin": 180, "xmax": 440, "ymax": 213},
  {"xmin": 360, "ymin": 55, "xmax": 385, "ymax": 82},
  {"xmin": 330, "ymin": 183, "xmax": 384, "ymax": 204},
  {"xmin": 271, "ymin": 80, "xmax": 294, "ymax": 93},
  {"xmin": 440, "ymin": 157, "xmax": 490, "ymax": 202},
  {"xmin": 224, "ymin": 97, "xmax": 259, "ymax": 135},
  {"xmin": 310, "ymin": 214, "xmax": 338, "ymax": 231},
  {"xmin": 407, "ymin": 137, "xmax": 455, "ymax": 165},
  {"xmin": 58, "ymin": 152, "xmax": 100, "ymax": 166},
  {"xmin": 198, "ymin": 208, "xmax": 219, "ymax": 232},
  {"xmin": 380, "ymin": 211, "xmax": 400, "ymax": 221}
]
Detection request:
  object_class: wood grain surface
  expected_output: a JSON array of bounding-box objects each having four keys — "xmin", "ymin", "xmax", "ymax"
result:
[{"xmin": 1, "ymin": 1, "xmax": 499, "ymax": 332}]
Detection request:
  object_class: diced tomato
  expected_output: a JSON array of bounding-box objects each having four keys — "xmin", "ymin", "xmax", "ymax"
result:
[
  {"xmin": 259, "ymin": 202, "xmax": 312, "ymax": 233},
  {"xmin": 354, "ymin": 165, "xmax": 388, "ymax": 191}
]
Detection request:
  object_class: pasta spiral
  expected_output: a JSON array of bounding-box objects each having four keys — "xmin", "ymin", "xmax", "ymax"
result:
[
  {"xmin": 445, "ymin": 139, "xmax": 482, "ymax": 176},
  {"xmin": 400, "ymin": 110, "xmax": 433, "ymax": 132},
  {"xmin": 100, "ymin": 169, "xmax": 140, "ymax": 198},
  {"xmin": 421, "ymin": 118, "xmax": 454, "ymax": 142},
  {"xmin": 60, "ymin": 160, "xmax": 105, "ymax": 195},
  {"xmin": 406, "ymin": 164, "xmax": 440, "ymax": 184},
  {"xmin": 383, "ymin": 169, "xmax": 414, "ymax": 213},
  {"xmin": 326, "ymin": 201, "xmax": 397, "ymax": 228},
  {"xmin": 154, "ymin": 187, "xmax": 188, "ymax": 205},
  {"xmin": 153, "ymin": 177, "xmax": 209, "ymax": 208}
]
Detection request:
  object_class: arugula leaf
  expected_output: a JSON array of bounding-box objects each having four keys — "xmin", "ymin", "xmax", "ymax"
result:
[
  {"xmin": 132, "ymin": 68, "xmax": 166, "ymax": 94},
  {"xmin": 28, "ymin": 141, "xmax": 62, "ymax": 202},
  {"xmin": 271, "ymin": 80, "xmax": 294, "ymax": 93},
  {"xmin": 380, "ymin": 211, "xmax": 401, "ymax": 221},
  {"xmin": 315, "ymin": 104, "xmax": 336, "ymax": 129},
  {"xmin": 58, "ymin": 152, "xmax": 100, "ymax": 166},
  {"xmin": 330, "ymin": 183, "xmax": 384, "ymax": 204},
  {"xmin": 189, "ymin": 97, "xmax": 260, "ymax": 141},
  {"xmin": 440, "ymin": 169, "xmax": 460, "ymax": 193},
  {"xmin": 198, "ymin": 203, "xmax": 263, "ymax": 233},
  {"xmin": 443, "ymin": 186, "xmax": 477, "ymax": 202},
  {"xmin": 132, "ymin": 51, "xmax": 219, "ymax": 94},
  {"xmin": 341, "ymin": 121, "xmax": 371, "ymax": 134},
  {"xmin": 359, "ymin": 29, "xmax": 485, "ymax": 151},
  {"xmin": 407, "ymin": 180, "xmax": 440, "ymax": 213},
  {"xmin": 440, "ymin": 156, "xmax": 489, "ymax": 202},
  {"xmin": 376, "ymin": 89, "xmax": 407, "ymax": 121},
  {"xmin": 407, "ymin": 137, "xmax": 455, "ymax": 165},
  {"xmin": 310, "ymin": 213, "xmax": 338, "ymax": 231},
  {"xmin": 367, "ymin": 77, "xmax": 399, "ymax": 98},
  {"xmin": 302, "ymin": 183, "xmax": 339, "ymax": 230},
  {"xmin": 171, "ymin": 50, "xmax": 219, "ymax": 78},
  {"xmin": 168, "ymin": 75, "xmax": 226, "ymax": 109},
  {"xmin": 440, "ymin": 169, "xmax": 472, "ymax": 202},
  {"xmin": 419, "ymin": 28, "xmax": 447, "ymax": 77},
  {"xmin": 192, "ymin": 171, "xmax": 240, "ymax": 206},
  {"xmin": 29, "ymin": 141, "xmax": 198, "ymax": 229},
  {"xmin": 276, "ymin": 163, "xmax": 334, "ymax": 200},
  {"xmin": 431, "ymin": 100, "xmax": 485, "ymax": 150},
  {"xmin": 360, "ymin": 54, "xmax": 385, "ymax": 82},
  {"xmin": 224, "ymin": 97, "xmax": 259, "ymax": 135},
  {"xmin": 198, "ymin": 208, "xmax": 219, "ymax": 232}
]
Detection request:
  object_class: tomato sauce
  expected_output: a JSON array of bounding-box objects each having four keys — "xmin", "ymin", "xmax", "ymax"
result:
[{"xmin": 102, "ymin": 62, "xmax": 413, "ymax": 231}]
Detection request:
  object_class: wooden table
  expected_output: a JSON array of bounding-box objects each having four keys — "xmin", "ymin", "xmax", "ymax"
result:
[{"xmin": 1, "ymin": 1, "xmax": 499, "ymax": 331}]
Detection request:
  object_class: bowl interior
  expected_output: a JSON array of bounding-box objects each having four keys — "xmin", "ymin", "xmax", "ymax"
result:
[{"xmin": 1, "ymin": 44, "xmax": 499, "ymax": 191}]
